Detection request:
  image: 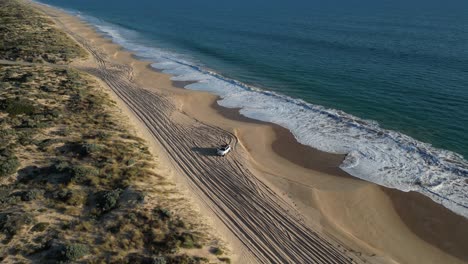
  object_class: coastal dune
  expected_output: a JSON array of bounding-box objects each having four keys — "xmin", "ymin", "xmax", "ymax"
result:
[{"xmin": 33, "ymin": 2, "xmax": 468, "ymax": 264}]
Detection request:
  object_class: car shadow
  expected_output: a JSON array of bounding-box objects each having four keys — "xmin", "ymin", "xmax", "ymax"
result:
[{"xmin": 191, "ymin": 147, "xmax": 218, "ymax": 157}]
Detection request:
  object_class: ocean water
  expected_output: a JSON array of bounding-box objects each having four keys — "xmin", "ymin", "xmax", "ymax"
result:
[{"xmin": 37, "ymin": 0, "xmax": 468, "ymax": 217}]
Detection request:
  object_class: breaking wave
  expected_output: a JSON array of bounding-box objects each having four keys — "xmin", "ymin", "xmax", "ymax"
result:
[{"xmin": 72, "ymin": 11, "xmax": 468, "ymax": 218}]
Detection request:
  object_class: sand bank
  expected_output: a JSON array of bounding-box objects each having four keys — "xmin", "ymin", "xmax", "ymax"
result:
[{"xmin": 31, "ymin": 2, "xmax": 468, "ymax": 263}]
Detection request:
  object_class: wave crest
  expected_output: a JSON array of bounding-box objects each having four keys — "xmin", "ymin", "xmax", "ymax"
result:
[{"xmin": 82, "ymin": 13, "xmax": 468, "ymax": 218}]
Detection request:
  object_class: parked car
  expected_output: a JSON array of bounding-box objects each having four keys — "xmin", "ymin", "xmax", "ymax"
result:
[{"xmin": 217, "ymin": 144, "xmax": 232, "ymax": 156}]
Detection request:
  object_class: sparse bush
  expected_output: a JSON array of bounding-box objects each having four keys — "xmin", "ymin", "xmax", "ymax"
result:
[
  {"xmin": 0, "ymin": 186, "xmax": 14, "ymax": 204},
  {"xmin": 20, "ymin": 188, "xmax": 44, "ymax": 201},
  {"xmin": 75, "ymin": 220, "xmax": 94, "ymax": 232},
  {"xmin": 218, "ymin": 257, "xmax": 231, "ymax": 263},
  {"xmin": 154, "ymin": 207, "xmax": 172, "ymax": 220},
  {"xmin": 82, "ymin": 142, "xmax": 103, "ymax": 155},
  {"xmin": 168, "ymin": 254, "xmax": 201, "ymax": 264},
  {"xmin": 53, "ymin": 161, "xmax": 70, "ymax": 172},
  {"xmin": 47, "ymin": 109, "xmax": 62, "ymax": 119},
  {"xmin": 96, "ymin": 189, "xmax": 122, "ymax": 213},
  {"xmin": 123, "ymin": 165, "xmax": 141, "ymax": 178},
  {"xmin": 0, "ymin": 98, "xmax": 36, "ymax": 116},
  {"xmin": 0, "ymin": 0, "xmax": 86, "ymax": 63},
  {"xmin": 31, "ymin": 222, "xmax": 49, "ymax": 232},
  {"xmin": 52, "ymin": 189, "xmax": 86, "ymax": 206},
  {"xmin": 40, "ymin": 85, "xmax": 55, "ymax": 92},
  {"xmin": 96, "ymin": 131, "xmax": 111, "ymax": 140},
  {"xmin": 0, "ymin": 212, "xmax": 34, "ymax": 239},
  {"xmin": 36, "ymin": 138, "xmax": 63, "ymax": 151},
  {"xmin": 172, "ymin": 219, "xmax": 186, "ymax": 228},
  {"xmin": 211, "ymin": 247, "xmax": 223, "ymax": 256},
  {"xmin": 127, "ymin": 190, "xmax": 146, "ymax": 204},
  {"xmin": 0, "ymin": 150, "xmax": 20, "ymax": 177},
  {"xmin": 71, "ymin": 165, "xmax": 99, "ymax": 183},
  {"xmin": 126, "ymin": 158, "xmax": 136, "ymax": 166},
  {"xmin": 17, "ymin": 129, "xmax": 35, "ymax": 145},
  {"xmin": 152, "ymin": 256, "xmax": 167, "ymax": 264},
  {"xmin": 60, "ymin": 243, "xmax": 89, "ymax": 261},
  {"xmin": 180, "ymin": 233, "xmax": 196, "ymax": 249},
  {"xmin": 125, "ymin": 254, "xmax": 168, "ymax": 264}
]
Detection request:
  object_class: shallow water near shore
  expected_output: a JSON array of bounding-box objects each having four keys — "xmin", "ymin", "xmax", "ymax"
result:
[{"xmin": 36, "ymin": 0, "xmax": 468, "ymax": 217}]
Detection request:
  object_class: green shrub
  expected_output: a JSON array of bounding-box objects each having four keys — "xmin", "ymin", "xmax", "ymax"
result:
[
  {"xmin": 167, "ymin": 217, "xmax": 185, "ymax": 229},
  {"xmin": 96, "ymin": 189, "xmax": 122, "ymax": 213},
  {"xmin": 17, "ymin": 129, "xmax": 35, "ymax": 145},
  {"xmin": 0, "ymin": 186, "xmax": 14, "ymax": 203},
  {"xmin": 0, "ymin": 150, "xmax": 20, "ymax": 177},
  {"xmin": 67, "ymin": 191, "xmax": 86, "ymax": 206},
  {"xmin": 0, "ymin": 98, "xmax": 36, "ymax": 116},
  {"xmin": 47, "ymin": 109, "xmax": 62, "ymax": 119},
  {"xmin": 52, "ymin": 189, "xmax": 85, "ymax": 206},
  {"xmin": 31, "ymin": 222, "xmax": 49, "ymax": 232},
  {"xmin": 218, "ymin": 257, "xmax": 231, "ymax": 263},
  {"xmin": 60, "ymin": 243, "xmax": 89, "ymax": 261},
  {"xmin": 53, "ymin": 161, "xmax": 70, "ymax": 172},
  {"xmin": 167, "ymin": 254, "xmax": 201, "ymax": 264},
  {"xmin": 123, "ymin": 165, "xmax": 141, "ymax": 178},
  {"xmin": 20, "ymin": 189, "xmax": 44, "ymax": 201},
  {"xmin": 36, "ymin": 138, "xmax": 63, "ymax": 151},
  {"xmin": 154, "ymin": 207, "xmax": 172, "ymax": 220},
  {"xmin": 40, "ymin": 85, "xmax": 56, "ymax": 92},
  {"xmin": 211, "ymin": 247, "xmax": 223, "ymax": 256},
  {"xmin": 126, "ymin": 158, "xmax": 136, "ymax": 166},
  {"xmin": 71, "ymin": 165, "xmax": 99, "ymax": 183},
  {"xmin": 152, "ymin": 256, "xmax": 167, "ymax": 264},
  {"xmin": 96, "ymin": 131, "xmax": 111, "ymax": 140},
  {"xmin": 180, "ymin": 233, "xmax": 196, "ymax": 249},
  {"xmin": 0, "ymin": 0, "xmax": 86, "ymax": 63},
  {"xmin": 126, "ymin": 254, "xmax": 167, "ymax": 264},
  {"xmin": 82, "ymin": 142, "xmax": 103, "ymax": 155},
  {"xmin": 0, "ymin": 212, "xmax": 34, "ymax": 238}
]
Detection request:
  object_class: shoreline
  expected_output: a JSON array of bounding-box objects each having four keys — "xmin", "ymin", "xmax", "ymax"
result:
[
  {"xmin": 211, "ymin": 97, "xmax": 349, "ymax": 174},
  {"xmin": 172, "ymin": 79, "xmax": 362, "ymax": 177},
  {"xmin": 175, "ymin": 74, "xmax": 468, "ymax": 263},
  {"xmin": 164, "ymin": 66, "xmax": 468, "ymax": 263},
  {"xmin": 173, "ymin": 79, "xmax": 350, "ymax": 175},
  {"xmin": 176, "ymin": 74, "xmax": 468, "ymax": 262},
  {"xmin": 31, "ymin": 2, "xmax": 468, "ymax": 263}
]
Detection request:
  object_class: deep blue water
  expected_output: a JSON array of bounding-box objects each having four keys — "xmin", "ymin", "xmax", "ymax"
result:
[{"xmin": 40, "ymin": 0, "xmax": 468, "ymax": 158}]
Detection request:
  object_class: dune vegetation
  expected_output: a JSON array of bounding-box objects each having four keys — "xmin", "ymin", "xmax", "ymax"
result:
[
  {"xmin": 0, "ymin": 0, "xmax": 86, "ymax": 63},
  {"xmin": 0, "ymin": 0, "xmax": 226, "ymax": 263}
]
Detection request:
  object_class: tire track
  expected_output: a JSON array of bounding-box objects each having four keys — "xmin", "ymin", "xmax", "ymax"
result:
[{"xmin": 55, "ymin": 17, "xmax": 363, "ymax": 264}]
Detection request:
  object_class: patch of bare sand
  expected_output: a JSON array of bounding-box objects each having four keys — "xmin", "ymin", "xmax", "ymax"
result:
[
  {"xmin": 31, "ymin": 2, "xmax": 468, "ymax": 264},
  {"xmin": 175, "ymin": 86, "xmax": 468, "ymax": 264}
]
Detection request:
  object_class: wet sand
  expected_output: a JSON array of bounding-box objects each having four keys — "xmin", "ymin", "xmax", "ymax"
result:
[{"xmin": 31, "ymin": 2, "xmax": 468, "ymax": 263}]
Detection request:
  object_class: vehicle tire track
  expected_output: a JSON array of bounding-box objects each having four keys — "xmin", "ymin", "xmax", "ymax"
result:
[{"xmin": 54, "ymin": 16, "xmax": 363, "ymax": 264}]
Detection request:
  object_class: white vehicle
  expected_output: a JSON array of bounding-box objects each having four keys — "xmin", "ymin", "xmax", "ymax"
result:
[{"xmin": 217, "ymin": 144, "xmax": 232, "ymax": 156}]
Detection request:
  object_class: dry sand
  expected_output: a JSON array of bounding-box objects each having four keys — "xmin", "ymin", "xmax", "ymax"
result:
[{"xmin": 31, "ymin": 2, "xmax": 468, "ymax": 263}]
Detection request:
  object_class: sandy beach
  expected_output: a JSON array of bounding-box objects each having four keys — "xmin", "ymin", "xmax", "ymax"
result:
[{"xmin": 31, "ymin": 2, "xmax": 468, "ymax": 263}]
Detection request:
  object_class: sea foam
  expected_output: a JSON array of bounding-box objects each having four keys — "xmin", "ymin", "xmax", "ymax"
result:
[{"xmin": 79, "ymin": 13, "xmax": 468, "ymax": 218}]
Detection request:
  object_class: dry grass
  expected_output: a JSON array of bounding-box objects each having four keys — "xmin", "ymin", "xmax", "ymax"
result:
[
  {"xmin": 0, "ymin": 1, "xmax": 228, "ymax": 263},
  {"xmin": 0, "ymin": 0, "xmax": 87, "ymax": 63},
  {"xmin": 0, "ymin": 52, "xmax": 226, "ymax": 264},
  {"xmin": 0, "ymin": 64, "xmax": 225, "ymax": 263}
]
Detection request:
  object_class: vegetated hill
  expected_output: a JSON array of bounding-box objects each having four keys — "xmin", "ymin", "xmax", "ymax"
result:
[
  {"xmin": 0, "ymin": 0, "xmax": 228, "ymax": 263},
  {"xmin": 0, "ymin": 0, "xmax": 86, "ymax": 63},
  {"xmin": 0, "ymin": 64, "xmax": 228, "ymax": 263}
]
